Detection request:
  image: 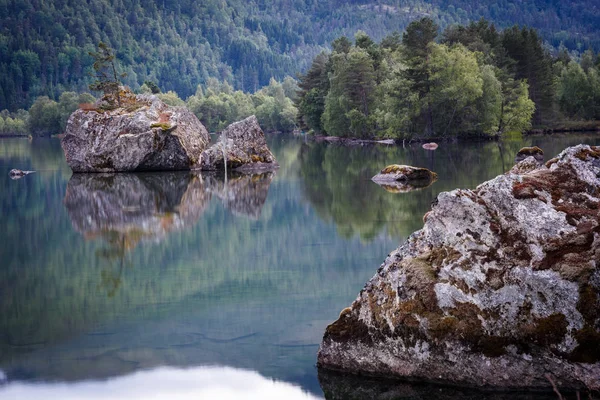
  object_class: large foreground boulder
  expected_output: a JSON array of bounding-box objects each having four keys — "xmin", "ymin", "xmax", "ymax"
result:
[
  {"xmin": 318, "ymin": 145, "xmax": 600, "ymax": 390},
  {"xmin": 61, "ymin": 90, "xmax": 210, "ymax": 172},
  {"xmin": 199, "ymin": 115, "xmax": 278, "ymax": 172}
]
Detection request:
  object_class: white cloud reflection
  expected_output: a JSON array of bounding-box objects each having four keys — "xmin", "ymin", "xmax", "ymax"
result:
[{"xmin": 0, "ymin": 366, "xmax": 323, "ymax": 400}]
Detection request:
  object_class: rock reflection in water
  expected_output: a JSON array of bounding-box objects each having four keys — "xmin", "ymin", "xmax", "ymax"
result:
[
  {"xmin": 373, "ymin": 179, "xmax": 437, "ymax": 193},
  {"xmin": 64, "ymin": 171, "xmax": 275, "ymax": 295},
  {"xmin": 65, "ymin": 171, "xmax": 275, "ymax": 247},
  {"xmin": 204, "ymin": 171, "xmax": 275, "ymax": 219},
  {"xmin": 64, "ymin": 172, "xmax": 208, "ymax": 247},
  {"xmin": 318, "ymin": 370, "xmax": 564, "ymax": 400}
]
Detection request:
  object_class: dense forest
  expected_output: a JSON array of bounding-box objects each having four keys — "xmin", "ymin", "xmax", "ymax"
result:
[
  {"xmin": 1, "ymin": 0, "xmax": 600, "ymax": 113},
  {"xmin": 297, "ymin": 18, "xmax": 600, "ymax": 139}
]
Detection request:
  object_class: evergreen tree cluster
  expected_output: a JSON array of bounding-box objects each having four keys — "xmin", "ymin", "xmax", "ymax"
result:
[
  {"xmin": 1, "ymin": 0, "xmax": 599, "ymax": 112},
  {"xmin": 298, "ymin": 19, "xmax": 544, "ymax": 138},
  {"xmin": 298, "ymin": 18, "xmax": 600, "ymax": 139}
]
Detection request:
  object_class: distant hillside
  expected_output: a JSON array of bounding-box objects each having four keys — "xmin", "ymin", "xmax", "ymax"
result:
[{"xmin": 1, "ymin": 0, "xmax": 598, "ymax": 111}]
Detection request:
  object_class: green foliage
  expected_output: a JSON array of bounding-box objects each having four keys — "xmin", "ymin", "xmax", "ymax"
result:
[
  {"xmin": 296, "ymin": 52, "xmax": 330, "ymax": 133},
  {"xmin": 28, "ymin": 96, "xmax": 61, "ymax": 135},
  {"xmin": 88, "ymin": 42, "xmax": 126, "ymax": 107},
  {"xmin": 187, "ymin": 77, "xmax": 297, "ymax": 132},
  {"xmin": 2, "ymin": 0, "xmax": 598, "ymax": 114},
  {"xmin": 299, "ymin": 19, "xmax": 590, "ymax": 139},
  {"xmin": 557, "ymin": 61, "xmax": 600, "ymax": 120},
  {"xmin": 157, "ymin": 91, "xmax": 185, "ymax": 107},
  {"xmin": 322, "ymin": 47, "xmax": 377, "ymax": 138},
  {"xmin": 0, "ymin": 110, "xmax": 28, "ymax": 136}
]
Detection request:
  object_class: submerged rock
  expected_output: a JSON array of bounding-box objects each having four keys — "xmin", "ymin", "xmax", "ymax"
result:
[
  {"xmin": 372, "ymin": 165, "xmax": 437, "ymax": 186},
  {"xmin": 515, "ymin": 146, "xmax": 544, "ymax": 163},
  {"xmin": 199, "ymin": 115, "xmax": 278, "ymax": 172},
  {"xmin": 318, "ymin": 145, "xmax": 600, "ymax": 390},
  {"xmin": 61, "ymin": 89, "xmax": 210, "ymax": 172}
]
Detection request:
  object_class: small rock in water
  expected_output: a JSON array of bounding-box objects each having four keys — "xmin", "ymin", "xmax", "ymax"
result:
[
  {"xmin": 422, "ymin": 142, "xmax": 438, "ymax": 150},
  {"xmin": 9, "ymin": 169, "xmax": 35, "ymax": 179},
  {"xmin": 515, "ymin": 146, "xmax": 544, "ymax": 163},
  {"xmin": 372, "ymin": 164, "xmax": 437, "ymax": 184}
]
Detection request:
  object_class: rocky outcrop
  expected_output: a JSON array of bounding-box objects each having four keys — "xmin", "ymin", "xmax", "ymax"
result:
[
  {"xmin": 199, "ymin": 115, "xmax": 278, "ymax": 172},
  {"xmin": 318, "ymin": 145, "xmax": 600, "ymax": 390},
  {"xmin": 372, "ymin": 165, "xmax": 437, "ymax": 191},
  {"xmin": 61, "ymin": 90, "xmax": 210, "ymax": 172}
]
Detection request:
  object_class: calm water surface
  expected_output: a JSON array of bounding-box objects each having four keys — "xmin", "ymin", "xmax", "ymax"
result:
[{"xmin": 0, "ymin": 133, "xmax": 598, "ymax": 399}]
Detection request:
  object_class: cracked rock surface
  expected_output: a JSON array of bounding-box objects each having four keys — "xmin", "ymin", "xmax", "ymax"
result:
[
  {"xmin": 61, "ymin": 93, "xmax": 209, "ymax": 172},
  {"xmin": 318, "ymin": 145, "xmax": 600, "ymax": 390}
]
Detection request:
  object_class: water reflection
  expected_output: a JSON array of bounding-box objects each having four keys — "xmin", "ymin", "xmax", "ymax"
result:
[
  {"xmin": 373, "ymin": 179, "xmax": 437, "ymax": 193},
  {"xmin": 2, "ymin": 134, "xmax": 600, "ymax": 399},
  {"xmin": 318, "ymin": 370, "xmax": 564, "ymax": 400},
  {"xmin": 0, "ymin": 366, "xmax": 321, "ymax": 400},
  {"xmin": 65, "ymin": 171, "xmax": 275, "ymax": 248}
]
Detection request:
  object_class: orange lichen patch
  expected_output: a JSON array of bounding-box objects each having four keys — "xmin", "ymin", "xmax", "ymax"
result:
[
  {"xmin": 79, "ymin": 103, "xmax": 97, "ymax": 111},
  {"xmin": 512, "ymin": 182, "xmax": 539, "ymax": 199},
  {"xmin": 158, "ymin": 112, "xmax": 171, "ymax": 123},
  {"xmin": 251, "ymin": 154, "xmax": 265, "ymax": 162}
]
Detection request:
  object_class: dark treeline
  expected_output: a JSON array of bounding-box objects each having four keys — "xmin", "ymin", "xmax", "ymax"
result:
[
  {"xmin": 297, "ymin": 18, "xmax": 600, "ymax": 139},
  {"xmin": 1, "ymin": 0, "xmax": 599, "ymax": 113}
]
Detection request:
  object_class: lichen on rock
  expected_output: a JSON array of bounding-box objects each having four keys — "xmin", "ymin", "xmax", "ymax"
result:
[
  {"xmin": 371, "ymin": 165, "xmax": 437, "ymax": 192},
  {"xmin": 61, "ymin": 88, "xmax": 210, "ymax": 172},
  {"xmin": 318, "ymin": 144, "xmax": 600, "ymax": 391},
  {"xmin": 198, "ymin": 115, "xmax": 278, "ymax": 172}
]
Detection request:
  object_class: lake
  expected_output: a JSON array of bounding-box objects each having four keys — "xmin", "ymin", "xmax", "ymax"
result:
[{"xmin": 0, "ymin": 133, "xmax": 598, "ymax": 399}]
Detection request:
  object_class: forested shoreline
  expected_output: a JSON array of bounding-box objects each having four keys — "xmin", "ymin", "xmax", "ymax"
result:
[
  {"xmin": 1, "ymin": 17, "xmax": 599, "ymax": 139},
  {"xmin": 297, "ymin": 18, "xmax": 600, "ymax": 139},
  {"xmin": 1, "ymin": 0, "xmax": 599, "ymax": 112}
]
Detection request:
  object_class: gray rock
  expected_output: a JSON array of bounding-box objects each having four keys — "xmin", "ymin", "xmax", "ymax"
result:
[
  {"xmin": 318, "ymin": 145, "xmax": 600, "ymax": 391},
  {"xmin": 198, "ymin": 115, "xmax": 278, "ymax": 172},
  {"xmin": 372, "ymin": 165, "xmax": 438, "ymax": 185},
  {"xmin": 8, "ymin": 169, "xmax": 35, "ymax": 179},
  {"xmin": 61, "ymin": 91, "xmax": 210, "ymax": 172}
]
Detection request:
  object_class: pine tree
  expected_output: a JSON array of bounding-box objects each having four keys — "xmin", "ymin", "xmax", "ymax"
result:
[{"xmin": 88, "ymin": 42, "xmax": 126, "ymax": 108}]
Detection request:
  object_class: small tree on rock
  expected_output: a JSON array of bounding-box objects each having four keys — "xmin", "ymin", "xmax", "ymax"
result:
[{"xmin": 89, "ymin": 42, "xmax": 126, "ymax": 108}]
